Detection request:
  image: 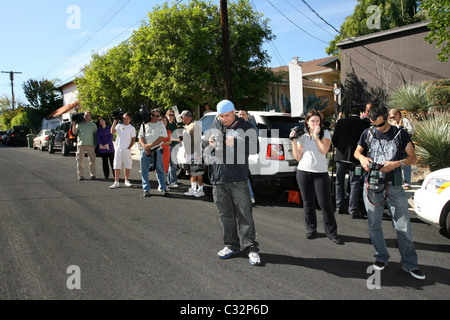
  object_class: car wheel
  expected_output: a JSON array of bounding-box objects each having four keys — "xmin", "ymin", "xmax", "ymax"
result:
[
  {"xmin": 40, "ymin": 143, "xmax": 44, "ymax": 151},
  {"xmin": 61, "ymin": 142, "xmax": 69, "ymax": 156},
  {"xmin": 48, "ymin": 142, "xmax": 54, "ymax": 153},
  {"xmin": 445, "ymin": 209, "xmax": 450, "ymax": 236},
  {"xmin": 33, "ymin": 142, "xmax": 37, "ymax": 150}
]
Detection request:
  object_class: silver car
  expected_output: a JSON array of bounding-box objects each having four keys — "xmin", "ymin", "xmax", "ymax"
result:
[{"xmin": 33, "ymin": 129, "xmax": 52, "ymax": 151}]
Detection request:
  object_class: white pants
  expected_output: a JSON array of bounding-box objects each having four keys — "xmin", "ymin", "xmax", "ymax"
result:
[{"xmin": 114, "ymin": 148, "xmax": 133, "ymax": 170}]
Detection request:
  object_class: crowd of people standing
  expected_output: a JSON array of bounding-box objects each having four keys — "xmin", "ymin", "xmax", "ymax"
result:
[{"xmin": 71, "ymin": 100, "xmax": 423, "ymax": 278}]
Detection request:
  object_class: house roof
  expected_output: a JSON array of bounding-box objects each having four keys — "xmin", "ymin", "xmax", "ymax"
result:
[
  {"xmin": 46, "ymin": 101, "xmax": 79, "ymax": 119},
  {"xmin": 270, "ymin": 56, "xmax": 339, "ymax": 77},
  {"xmin": 336, "ymin": 20, "xmax": 430, "ymax": 47}
]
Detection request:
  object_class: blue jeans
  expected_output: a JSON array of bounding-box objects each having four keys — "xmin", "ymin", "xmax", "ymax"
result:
[
  {"xmin": 363, "ymin": 181, "xmax": 418, "ymax": 271},
  {"xmin": 335, "ymin": 161, "xmax": 361, "ymax": 214},
  {"xmin": 212, "ymin": 181, "xmax": 259, "ymax": 252},
  {"xmin": 402, "ymin": 165, "xmax": 411, "ymax": 185},
  {"xmin": 140, "ymin": 149, "xmax": 167, "ymax": 192},
  {"xmin": 167, "ymin": 145, "xmax": 178, "ymax": 185}
]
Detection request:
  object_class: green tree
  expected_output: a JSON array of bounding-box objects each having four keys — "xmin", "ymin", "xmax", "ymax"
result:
[
  {"xmin": 76, "ymin": 42, "xmax": 147, "ymax": 118},
  {"xmin": 22, "ymin": 79, "xmax": 62, "ymax": 117},
  {"xmin": 128, "ymin": 0, "xmax": 276, "ymax": 109},
  {"xmin": 326, "ymin": 0, "xmax": 423, "ymax": 55},
  {"xmin": 419, "ymin": 0, "xmax": 450, "ymax": 62}
]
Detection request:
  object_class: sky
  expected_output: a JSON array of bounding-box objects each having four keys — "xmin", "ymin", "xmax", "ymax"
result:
[{"xmin": 0, "ymin": 0, "xmax": 357, "ymax": 105}]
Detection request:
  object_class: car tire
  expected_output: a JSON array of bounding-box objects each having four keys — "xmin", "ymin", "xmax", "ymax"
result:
[
  {"xmin": 48, "ymin": 142, "xmax": 54, "ymax": 153},
  {"xmin": 61, "ymin": 142, "xmax": 69, "ymax": 156},
  {"xmin": 445, "ymin": 209, "xmax": 450, "ymax": 236}
]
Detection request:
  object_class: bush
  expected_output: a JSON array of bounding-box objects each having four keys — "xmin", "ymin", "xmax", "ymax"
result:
[
  {"xmin": 426, "ymin": 85, "xmax": 450, "ymax": 110},
  {"xmin": 414, "ymin": 111, "xmax": 450, "ymax": 171},
  {"xmin": 387, "ymin": 82, "xmax": 430, "ymax": 112}
]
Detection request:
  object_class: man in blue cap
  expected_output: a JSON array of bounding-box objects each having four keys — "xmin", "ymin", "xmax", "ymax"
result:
[{"xmin": 203, "ymin": 100, "xmax": 261, "ymax": 265}]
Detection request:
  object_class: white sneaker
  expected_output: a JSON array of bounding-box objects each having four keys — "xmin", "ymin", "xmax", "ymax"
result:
[
  {"xmin": 170, "ymin": 184, "xmax": 179, "ymax": 188},
  {"xmin": 110, "ymin": 182, "xmax": 120, "ymax": 189},
  {"xmin": 124, "ymin": 180, "xmax": 132, "ymax": 187},
  {"xmin": 249, "ymin": 251, "xmax": 261, "ymax": 266},
  {"xmin": 218, "ymin": 247, "xmax": 240, "ymax": 259},
  {"xmin": 184, "ymin": 188, "xmax": 197, "ymax": 196},
  {"xmin": 194, "ymin": 190, "xmax": 205, "ymax": 197}
]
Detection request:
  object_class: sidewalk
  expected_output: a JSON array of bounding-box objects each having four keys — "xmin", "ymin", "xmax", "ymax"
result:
[{"xmin": 405, "ymin": 181, "xmax": 421, "ymax": 210}]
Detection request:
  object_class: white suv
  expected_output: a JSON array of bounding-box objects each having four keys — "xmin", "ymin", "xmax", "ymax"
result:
[{"xmin": 172, "ymin": 111, "xmax": 305, "ymax": 195}]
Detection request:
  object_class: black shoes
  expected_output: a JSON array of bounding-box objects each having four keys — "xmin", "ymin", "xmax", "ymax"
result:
[{"xmin": 331, "ymin": 237, "xmax": 344, "ymax": 245}]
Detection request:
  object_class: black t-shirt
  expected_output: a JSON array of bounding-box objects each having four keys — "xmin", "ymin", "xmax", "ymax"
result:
[{"xmin": 357, "ymin": 125, "xmax": 411, "ymax": 164}]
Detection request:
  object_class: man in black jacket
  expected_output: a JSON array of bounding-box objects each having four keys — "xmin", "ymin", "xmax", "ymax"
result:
[
  {"xmin": 332, "ymin": 107, "xmax": 370, "ymax": 218},
  {"xmin": 203, "ymin": 100, "xmax": 260, "ymax": 265}
]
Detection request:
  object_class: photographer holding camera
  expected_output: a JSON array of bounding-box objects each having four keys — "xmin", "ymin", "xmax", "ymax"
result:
[
  {"xmin": 354, "ymin": 104, "xmax": 425, "ymax": 280},
  {"xmin": 110, "ymin": 113, "xmax": 135, "ymax": 189},
  {"xmin": 138, "ymin": 108, "xmax": 168, "ymax": 197},
  {"xmin": 290, "ymin": 110, "xmax": 343, "ymax": 245},
  {"xmin": 72, "ymin": 111, "xmax": 97, "ymax": 181}
]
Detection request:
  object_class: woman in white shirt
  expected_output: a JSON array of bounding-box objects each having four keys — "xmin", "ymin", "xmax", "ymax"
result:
[{"xmin": 290, "ymin": 110, "xmax": 343, "ymax": 245}]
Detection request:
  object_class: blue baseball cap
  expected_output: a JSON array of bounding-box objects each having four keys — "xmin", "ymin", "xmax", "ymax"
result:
[{"xmin": 217, "ymin": 100, "xmax": 235, "ymax": 114}]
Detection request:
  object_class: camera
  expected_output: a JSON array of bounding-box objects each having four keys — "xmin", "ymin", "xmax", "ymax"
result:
[
  {"xmin": 71, "ymin": 112, "xmax": 85, "ymax": 124},
  {"xmin": 112, "ymin": 109, "xmax": 124, "ymax": 121},
  {"xmin": 134, "ymin": 109, "xmax": 151, "ymax": 125},
  {"xmin": 289, "ymin": 126, "xmax": 305, "ymax": 140},
  {"xmin": 367, "ymin": 162, "xmax": 384, "ymax": 190}
]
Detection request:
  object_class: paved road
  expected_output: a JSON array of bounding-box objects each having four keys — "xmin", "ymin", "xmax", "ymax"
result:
[{"xmin": 0, "ymin": 145, "xmax": 449, "ymax": 304}]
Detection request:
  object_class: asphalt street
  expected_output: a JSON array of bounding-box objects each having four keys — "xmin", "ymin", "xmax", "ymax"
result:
[{"xmin": 0, "ymin": 144, "xmax": 449, "ymax": 304}]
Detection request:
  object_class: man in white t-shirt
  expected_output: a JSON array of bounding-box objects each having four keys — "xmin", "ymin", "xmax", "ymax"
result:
[
  {"xmin": 138, "ymin": 108, "xmax": 168, "ymax": 197},
  {"xmin": 110, "ymin": 113, "xmax": 135, "ymax": 189}
]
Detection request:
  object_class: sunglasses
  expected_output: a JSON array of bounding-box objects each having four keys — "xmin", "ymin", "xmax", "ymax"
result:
[
  {"xmin": 151, "ymin": 114, "xmax": 160, "ymax": 117},
  {"xmin": 168, "ymin": 114, "xmax": 175, "ymax": 117},
  {"xmin": 375, "ymin": 121, "xmax": 386, "ymax": 127}
]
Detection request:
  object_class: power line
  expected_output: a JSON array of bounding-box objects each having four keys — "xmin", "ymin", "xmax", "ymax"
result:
[
  {"xmin": 39, "ymin": 0, "xmax": 131, "ymax": 79},
  {"xmin": 300, "ymin": 0, "xmax": 342, "ymax": 36},
  {"xmin": 250, "ymin": 0, "xmax": 285, "ymax": 66},
  {"xmin": 56, "ymin": 1, "xmax": 186, "ymax": 85},
  {"xmin": 266, "ymin": 0, "xmax": 329, "ymax": 45},
  {"xmin": 284, "ymin": 0, "xmax": 335, "ymax": 37}
]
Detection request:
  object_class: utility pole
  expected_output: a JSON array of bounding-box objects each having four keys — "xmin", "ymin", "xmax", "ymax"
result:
[
  {"xmin": 1, "ymin": 70, "xmax": 22, "ymax": 110},
  {"xmin": 220, "ymin": 0, "xmax": 232, "ymax": 100}
]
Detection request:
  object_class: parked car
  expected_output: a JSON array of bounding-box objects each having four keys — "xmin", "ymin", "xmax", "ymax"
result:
[
  {"xmin": 6, "ymin": 125, "xmax": 30, "ymax": 146},
  {"xmin": 0, "ymin": 130, "xmax": 6, "ymax": 144},
  {"xmin": 48, "ymin": 121, "xmax": 77, "ymax": 156},
  {"xmin": 173, "ymin": 111, "xmax": 305, "ymax": 195},
  {"xmin": 414, "ymin": 167, "xmax": 450, "ymax": 236},
  {"xmin": 33, "ymin": 129, "xmax": 52, "ymax": 151}
]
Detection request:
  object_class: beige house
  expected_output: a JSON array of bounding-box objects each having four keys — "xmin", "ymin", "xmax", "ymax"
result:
[
  {"xmin": 44, "ymin": 80, "xmax": 79, "ymax": 128},
  {"xmin": 266, "ymin": 56, "xmax": 340, "ymax": 118}
]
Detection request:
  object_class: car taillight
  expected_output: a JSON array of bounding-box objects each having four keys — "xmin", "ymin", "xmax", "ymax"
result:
[
  {"xmin": 266, "ymin": 144, "xmax": 285, "ymax": 160},
  {"xmin": 45, "ymin": 136, "xmax": 49, "ymax": 140},
  {"xmin": 69, "ymin": 129, "xmax": 74, "ymax": 139}
]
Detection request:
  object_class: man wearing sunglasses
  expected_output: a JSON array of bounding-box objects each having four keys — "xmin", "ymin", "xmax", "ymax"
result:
[
  {"xmin": 138, "ymin": 109, "xmax": 168, "ymax": 197},
  {"xmin": 354, "ymin": 104, "xmax": 424, "ymax": 280}
]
